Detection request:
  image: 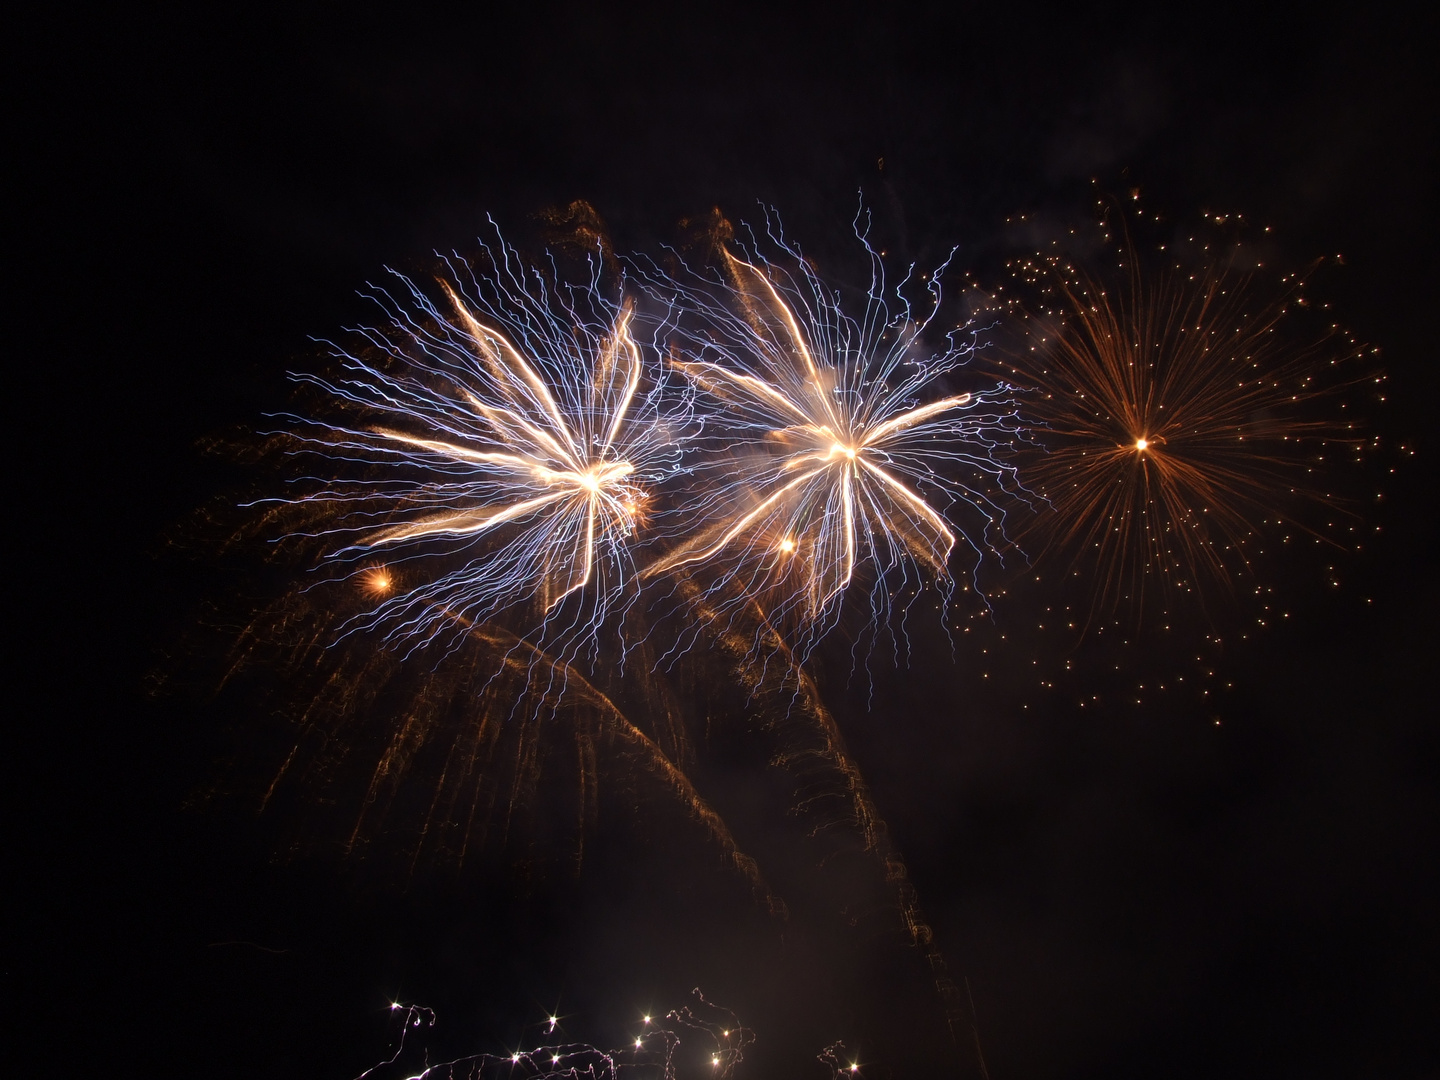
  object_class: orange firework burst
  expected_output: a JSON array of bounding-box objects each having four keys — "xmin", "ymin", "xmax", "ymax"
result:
[
  {"xmin": 996, "ymin": 199, "xmax": 1379, "ymax": 625},
  {"xmin": 360, "ymin": 564, "xmax": 395, "ymax": 596}
]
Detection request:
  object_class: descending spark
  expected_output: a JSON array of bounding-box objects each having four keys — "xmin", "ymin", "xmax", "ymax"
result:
[
  {"xmin": 226, "ymin": 576, "xmax": 780, "ymax": 895},
  {"xmin": 997, "ymin": 198, "xmax": 1376, "ymax": 624},
  {"xmin": 639, "ymin": 206, "xmax": 1021, "ymax": 656},
  {"xmin": 268, "ymin": 221, "xmax": 693, "ymax": 661},
  {"xmin": 666, "ymin": 574, "xmax": 973, "ymax": 1055}
]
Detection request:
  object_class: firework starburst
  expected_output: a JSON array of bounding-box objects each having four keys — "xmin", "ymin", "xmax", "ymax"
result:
[
  {"xmin": 998, "ymin": 200, "xmax": 1376, "ymax": 625},
  {"xmin": 271, "ymin": 224, "xmax": 693, "ymax": 660},
  {"xmin": 640, "ymin": 208, "xmax": 1021, "ymax": 655}
]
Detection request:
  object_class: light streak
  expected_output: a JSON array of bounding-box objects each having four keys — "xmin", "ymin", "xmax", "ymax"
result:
[
  {"xmin": 637, "ymin": 205, "xmax": 1022, "ymax": 657},
  {"xmin": 268, "ymin": 221, "xmax": 695, "ymax": 664}
]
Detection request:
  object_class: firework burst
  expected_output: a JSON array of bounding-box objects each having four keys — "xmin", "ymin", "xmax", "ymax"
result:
[
  {"xmin": 996, "ymin": 197, "xmax": 1378, "ymax": 626},
  {"xmin": 639, "ymin": 207, "xmax": 1022, "ymax": 657},
  {"xmin": 268, "ymin": 223, "xmax": 694, "ymax": 663}
]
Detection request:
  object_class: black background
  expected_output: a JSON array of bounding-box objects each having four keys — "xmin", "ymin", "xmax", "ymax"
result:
[{"xmin": 14, "ymin": 2, "xmax": 1438, "ymax": 1077}]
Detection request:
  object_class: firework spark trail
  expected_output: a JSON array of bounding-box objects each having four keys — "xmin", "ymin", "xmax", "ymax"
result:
[
  {"xmin": 460, "ymin": 621, "xmax": 781, "ymax": 907},
  {"xmin": 636, "ymin": 206, "xmax": 1023, "ymax": 660},
  {"xmin": 355, "ymin": 992, "xmax": 752, "ymax": 1080},
  {"xmin": 997, "ymin": 200, "xmax": 1375, "ymax": 625},
  {"xmin": 672, "ymin": 574, "xmax": 974, "ymax": 1062},
  {"xmin": 262, "ymin": 221, "xmax": 695, "ymax": 666},
  {"xmin": 220, "ymin": 581, "xmax": 779, "ymax": 900}
]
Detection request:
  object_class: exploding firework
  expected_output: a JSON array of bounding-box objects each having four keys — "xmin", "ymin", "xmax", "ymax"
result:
[
  {"xmin": 637, "ymin": 207, "xmax": 1022, "ymax": 658},
  {"xmin": 264, "ymin": 221, "xmax": 695, "ymax": 664},
  {"xmin": 204, "ymin": 216, "xmax": 981, "ymax": 904},
  {"xmin": 994, "ymin": 197, "xmax": 1378, "ymax": 627}
]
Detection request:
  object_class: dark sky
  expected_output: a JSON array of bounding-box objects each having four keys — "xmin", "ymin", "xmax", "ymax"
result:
[{"xmin": 15, "ymin": 2, "xmax": 1438, "ymax": 1077}]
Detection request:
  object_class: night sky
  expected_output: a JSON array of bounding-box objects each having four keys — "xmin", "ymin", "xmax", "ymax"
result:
[{"xmin": 16, "ymin": 3, "xmax": 1438, "ymax": 1077}]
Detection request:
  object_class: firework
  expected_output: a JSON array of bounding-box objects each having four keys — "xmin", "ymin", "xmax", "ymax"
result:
[
  {"xmin": 355, "ymin": 992, "xmax": 753, "ymax": 1080},
  {"xmin": 267, "ymin": 221, "xmax": 694, "ymax": 662},
  {"xmin": 996, "ymin": 199, "xmax": 1376, "ymax": 625},
  {"xmin": 638, "ymin": 207, "xmax": 1022, "ymax": 657}
]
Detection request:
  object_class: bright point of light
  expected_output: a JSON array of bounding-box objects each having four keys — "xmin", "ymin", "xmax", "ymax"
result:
[
  {"xmin": 643, "ymin": 1015, "xmax": 651, "ymax": 1024},
  {"xmin": 511, "ymin": 1054, "xmax": 520, "ymax": 1063},
  {"xmin": 1135, "ymin": 438, "xmax": 1149, "ymax": 451},
  {"xmin": 712, "ymin": 1057, "xmax": 720, "ymax": 1067},
  {"xmin": 636, "ymin": 1039, "xmax": 643, "ymax": 1048},
  {"xmin": 779, "ymin": 537, "xmax": 797, "ymax": 553}
]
